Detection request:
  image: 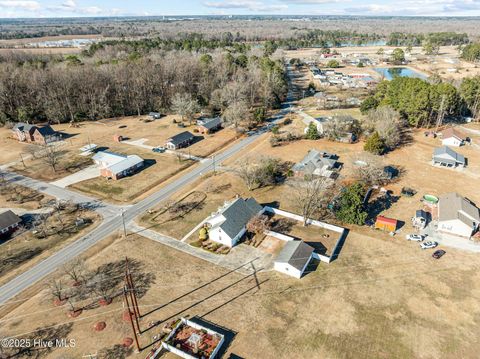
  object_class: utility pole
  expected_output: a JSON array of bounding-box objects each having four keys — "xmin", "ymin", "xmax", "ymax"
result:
[
  {"xmin": 212, "ymin": 154, "xmax": 216, "ymax": 174},
  {"xmin": 123, "ymin": 286, "xmax": 141, "ymax": 352},
  {"xmin": 19, "ymin": 153, "xmax": 26, "ymax": 169},
  {"xmin": 434, "ymin": 95, "xmax": 446, "ymax": 134},
  {"xmin": 121, "ymin": 210, "xmax": 127, "ymax": 238}
]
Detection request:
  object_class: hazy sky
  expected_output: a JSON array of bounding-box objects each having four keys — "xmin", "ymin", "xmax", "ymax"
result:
[{"xmin": 1, "ymin": 0, "xmax": 480, "ymax": 18}]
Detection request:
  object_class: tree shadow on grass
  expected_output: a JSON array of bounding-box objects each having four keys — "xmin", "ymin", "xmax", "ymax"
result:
[{"xmin": 98, "ymin": 344, "xmax": 132, "ymax": 359}]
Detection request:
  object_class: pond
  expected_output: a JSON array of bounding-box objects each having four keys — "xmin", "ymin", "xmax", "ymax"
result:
[{"xmin": 373, "ymin": 67, "xmax": 428, "ymax": 80}]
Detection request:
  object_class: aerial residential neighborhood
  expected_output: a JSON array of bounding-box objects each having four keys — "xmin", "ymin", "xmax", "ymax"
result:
[{"xmin": 1, "ymin": 7, "xmax": 480, "ymax": 359}]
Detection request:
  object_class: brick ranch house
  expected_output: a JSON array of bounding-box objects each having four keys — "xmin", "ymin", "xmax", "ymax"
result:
[
  {"xmin": 196, "ymin": 117, "xmax": 223, "ymax": 134},
  {"xmin": 12, "ymin": 123, "xmax": 59, "ymax": 144},
  {"xmin": 166, "ymin": 131, "xmax": 195, "ymax": 150},
  {"xmin": 92, "ymin": 151, "xmax": 144, "ymax": 180}
]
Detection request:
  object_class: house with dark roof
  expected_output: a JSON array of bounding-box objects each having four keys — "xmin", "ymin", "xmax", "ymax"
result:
[
  {"xmin": 274, "ymin": 240, "xmax": 315, "ymax": 278},
  {"xmin": 292, "ymin": 150, "xmax": 340, "ymax": 179},
  {"xmin": 432, "ymin": 146, "xmax": 466, "ymax": 168},
  {"xmin": 437, "ymin": 193, "xmax": 480, "ymax": 238},
  {"xmin": 12, "ymin": 123, "xmax": 59, "ymax": 144},
  {"xmin": 206, "ymin": 197, "xmax": 264, "ymax": 247},
  {"xmin": 166, "ymin": 131, "xmax": 195, "ymax": 150},
  {"xmin": 0, "ymin": 210, "xmax": 22, "ymax": 237},
  {"xmin": 197, "ymin": 117, "xmax": 222, "ymax": 134}
]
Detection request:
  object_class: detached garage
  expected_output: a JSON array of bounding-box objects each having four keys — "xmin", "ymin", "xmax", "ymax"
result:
[{"xmin": 274, "ymin": 241, "xmax": 314, "ymax": 279}]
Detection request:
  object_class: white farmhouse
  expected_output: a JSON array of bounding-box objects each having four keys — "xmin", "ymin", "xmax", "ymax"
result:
[
  {"xmin": 206, "ymin": 197, "xmax": 264, "ymax": 247},
  {"xmin": 437, "ymin": 193, "xmax": 480, "ymax": 238},
  {"xmin": 441, "ymin": 127, "xmax": 467, "ymax": 147},
  {"xmin": 274, "ymin": 240, "xmax": 315, "ymax": 279}
]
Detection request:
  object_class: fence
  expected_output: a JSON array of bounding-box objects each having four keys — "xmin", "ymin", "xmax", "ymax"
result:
[
  {"xmin": 263, "ymin": 206, "xmax": 347, "ymax": 263},
  {"xmin": 264, "ymin": 230, "xmax": 295, "ymax": 242}
]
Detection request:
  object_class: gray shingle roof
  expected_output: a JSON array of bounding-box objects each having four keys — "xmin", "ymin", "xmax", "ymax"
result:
[
  {"xmin": 275, "ymin": 241, "xmax": 314, "ymax": 271},
  {"xmin": 433, "ymin": 146, "xmax": 465, "ymax": 165},
  {"xmin": 199, "ymin": 117, "xmax": 222, "ymax": 130},
  {"xmin": 0, "ymin": 210, "xmax": 21, "ymax": 230},
  {"xmin": 168, "ymin": 131, "xmax": 194, "ymax": 146},
  {"xmin": 292, "ymin": 149, "xmax": 338, "ymax": 174},
  {"xmin": 439, "ymin": 192, "xmax": 480, "ymax": 228},
  {"xmin": 216, "ymin": 197, "xmax": 263, "ymax": 239}
]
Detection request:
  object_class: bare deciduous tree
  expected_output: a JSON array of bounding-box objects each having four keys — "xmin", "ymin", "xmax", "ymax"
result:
[
  {"xmin": 223, "ymin": 100, "xmax": 249, "ymax": 128},
  {"xmin": 47, "ymin": 278, "xmax": 65, "ymax": 302},
  {"xmin": 40, "ymin": 143, "xmax": 63, "ymax": 172},
  {"xmin": 246, "ymin": 214, "xmax": 270, "ymax": 235},
  {"xmin": 63, "ymin": 258, "xmax": 89, "ymax": 286},
  {"xmin": 290, "ymin": 177, "xmax": 331, "ymax": 226},
  {"xmin": 171, "ymin": 93, "xmax": 200, "ymax": 125},
  {"xmin": 364, "ymin": 107, "xmax": 406, "ymax": 150},
  {"xmin": 352, "ymin": 153, "xmax": 391, "ymax": 186}
]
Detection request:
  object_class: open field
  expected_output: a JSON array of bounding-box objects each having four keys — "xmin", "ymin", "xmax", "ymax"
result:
[
  {"xmin": 0, "ymin": 127, "xmax": 30, "ymax": 165},
  {"xmin": 2, "ymin": 219, "xmax": 480, "ymax": 358},
  {"xmin": 0, "ymin": 203, "xmax": 100, "ymax": 287}
]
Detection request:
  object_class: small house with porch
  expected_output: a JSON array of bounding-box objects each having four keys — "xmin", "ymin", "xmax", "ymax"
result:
[
  {"xmin": 12, "ymin": 123, "xmax": 59, "ymax": 144},
  {"xmin": 166, "ymin": 131, "xmax": 195, "ymax": 150},
  {"xmin": 432, "ymin": 146, "xmax": 466, "ymax": 168},
  {"xmin": 441, "ymin": 127, "xmax": 467, "ymax": 147}
]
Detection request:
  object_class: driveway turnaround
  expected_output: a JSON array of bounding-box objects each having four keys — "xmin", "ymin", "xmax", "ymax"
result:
[{"xmin": 50, "ymin": 164, "xmax": 100, "ymax": 188}]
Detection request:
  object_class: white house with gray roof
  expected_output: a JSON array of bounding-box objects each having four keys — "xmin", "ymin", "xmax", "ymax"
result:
[
  {"xmin": 437, "ymin": 193, "xmax": 480, "ymax": 238},
  {"xmin": 292, "ymin": 150, "xmax": 340, "ymax": 178},
  {"xmin": 274, "ymin": 240, "xmax": 315, "ymax": 279},
  {"xmin": 432, "ymin": 146, "xmax": 466, "ymax": 168},
  {"xmin": 206, "ymin": 197, "xmax": 264, "ymax": 247}
]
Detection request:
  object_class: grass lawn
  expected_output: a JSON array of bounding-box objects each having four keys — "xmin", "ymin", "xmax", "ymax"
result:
[{"xmin": 2, "ymin": 223, "xmax": 480, "ymax": 359}]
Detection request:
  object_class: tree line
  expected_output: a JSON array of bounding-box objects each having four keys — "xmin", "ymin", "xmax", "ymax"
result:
[
  {"xmin": 360, "ymin": 76, "xmax": 480, "ymax": 127},
  {"xmin": 0, "ymin": 46, "xmax": 287, "ymax": 127},
  {"xmin": 386, "ymin": 32, "xmax": 469, "ymax": 47}
]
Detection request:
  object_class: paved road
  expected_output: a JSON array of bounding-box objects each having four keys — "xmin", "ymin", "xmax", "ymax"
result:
[{"xmin": 0, "ymin": 66, "xmax": 298, "ymax": 305}]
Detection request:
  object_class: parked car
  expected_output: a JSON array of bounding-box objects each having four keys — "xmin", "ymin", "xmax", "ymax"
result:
[
  {"xmin": 401, "ymin": 187, "xmax": 417, "ymax": 197},
  {"xmin": 406, "ymin": 234, "xmax": 424, "ymax": 242},
  {"xmin": 420, "ymin": 241, "xmax": 438, "ymax": 249},
  {"xmin": 152, "ymin": 147, "xmax": 166, "ymax": 153},
  {"xmin": 432, "ymin": 250, "xmax": 446, "ymax": 259}
]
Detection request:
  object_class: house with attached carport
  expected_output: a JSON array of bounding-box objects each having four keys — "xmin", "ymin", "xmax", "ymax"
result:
[
  {"xmin": 432, "ymin": 146, "xmax": 466, "ymax": 168},
  {"xmin": 437, "ymin": 192, "xmax": 480, "ymax": 238},
  {"xmin": 206, "ymin": 197, "xmax": 264, "ymax": 247},
  {"xmin": 274, "ymin": 240, "xmax": 315, "ymax": 279},
  {"xmin": 92, "ymin": 151, "xmax": 144, "ymax": 180}
]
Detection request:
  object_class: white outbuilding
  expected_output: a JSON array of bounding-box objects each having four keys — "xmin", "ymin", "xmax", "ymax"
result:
[
  {"xmin": 437, "ymin": 193, "xmax": 480, "ymax": 238},
  {"xmin": 274, "ymin": 241, "xmax": 315, "ymax": 279}
]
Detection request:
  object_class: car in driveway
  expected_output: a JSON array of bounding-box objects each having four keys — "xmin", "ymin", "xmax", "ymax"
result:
[
  {"xmin": 420, "ymin": 241, "xmax": 438, "ymax": 249},
  {"xmin": 406, "ymin": 234, "xmax": 424, "ymax": 241},
  {"xmin": 432, "ymin": 250, "xmax": 446, "ymax": 259},
  {"xmin": 152, "ymin": 147, "xmax": 166, "ymax": 153}
]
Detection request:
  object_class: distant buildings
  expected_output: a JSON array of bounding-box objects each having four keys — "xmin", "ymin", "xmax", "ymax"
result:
[
  {"xmin": 437, "ymin": 193, "xmax": 480, "ymax": 238},
  {"xmin": 92, "ymin": 151, "xmax": 144, "ymax": 180}
]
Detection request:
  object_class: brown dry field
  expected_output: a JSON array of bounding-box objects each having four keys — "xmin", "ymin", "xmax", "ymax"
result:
[
  {"xmin": 0, "ymin": 208, "xmax": 100, "ymax": 287},
  {"xmin": 2, "ymin": 221, "xmax": 480, "ymax": 358},
  {"xmin": 0, "ymin": 127, "xmax": 30, "ymax": 164}
]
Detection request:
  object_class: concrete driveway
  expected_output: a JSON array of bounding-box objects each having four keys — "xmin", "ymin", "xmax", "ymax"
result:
[
  {"xmin": 421, "ymin": 222, "xmax": 480, "ymax": 253},
  {"xmin": 50, "ymin": 165, "xmax": 100, "ymax": 188}
]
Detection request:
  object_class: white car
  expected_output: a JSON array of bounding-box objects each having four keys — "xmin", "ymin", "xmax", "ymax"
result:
[
  {"xmin": 420, "ymin": 241, "xmax": 438, "ymax": 250},
  {"xmin": 406, "ymin": 234, "xmax": 424, "ymax": 242}
]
